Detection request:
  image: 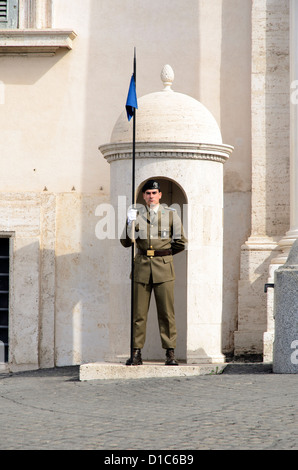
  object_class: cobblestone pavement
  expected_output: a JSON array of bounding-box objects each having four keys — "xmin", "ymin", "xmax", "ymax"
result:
[{"xmin": 0, "ymin": 363, "xmax": 297, "ymax": 451}]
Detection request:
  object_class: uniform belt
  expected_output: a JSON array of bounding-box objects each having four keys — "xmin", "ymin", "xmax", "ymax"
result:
[{"xmin": 138, "ymin": 249, "xmax": 172, "ymax": 257}]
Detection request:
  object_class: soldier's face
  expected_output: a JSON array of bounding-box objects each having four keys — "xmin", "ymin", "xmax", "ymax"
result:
[{"xmin": 143, "ymin": 189, "xmax": 162, "ymax": 208}]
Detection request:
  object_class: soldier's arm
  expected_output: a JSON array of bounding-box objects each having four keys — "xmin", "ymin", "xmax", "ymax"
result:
[{"xmin": 171, "ymin": 210, "xmax": 187, "ymax": 255}]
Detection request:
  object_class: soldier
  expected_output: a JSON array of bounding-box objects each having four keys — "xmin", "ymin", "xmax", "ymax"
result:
[{"xmin": 121, "ymin": 180, "xmax": 187, "ymax": 366}]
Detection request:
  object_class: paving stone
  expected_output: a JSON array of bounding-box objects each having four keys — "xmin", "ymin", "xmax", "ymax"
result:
[{"xmin": 0, "ymin": 364, "xmax": 297, "ymax": 450}]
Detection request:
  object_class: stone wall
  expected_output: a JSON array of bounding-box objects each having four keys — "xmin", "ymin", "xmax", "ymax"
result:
[{"xmin": 2, "ymin": 193, "xmax": 110, "ymax": 371}]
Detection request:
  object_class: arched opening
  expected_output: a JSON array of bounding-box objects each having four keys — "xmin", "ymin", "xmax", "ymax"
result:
[{"xmin": 136, "ymin": 177, "xmax": 188, "ymax": 362}]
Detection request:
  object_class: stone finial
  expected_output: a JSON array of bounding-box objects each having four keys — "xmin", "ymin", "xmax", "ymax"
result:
[{"xmin": 161, "ymin": 64, "xmax": 174, "ymax": 91}]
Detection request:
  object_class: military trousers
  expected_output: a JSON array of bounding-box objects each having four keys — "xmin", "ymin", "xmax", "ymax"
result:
[{"xmin": 133, "ymin": 278, "xmax": 177, "ymax": 350}]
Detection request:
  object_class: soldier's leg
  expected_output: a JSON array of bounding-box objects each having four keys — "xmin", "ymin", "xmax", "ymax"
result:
[
  {"xmin": 133, "ymin": 281, "xmax": 152, "ymax": 349},
  {"xmin": 153, "ymin": 280, "xmax": 177, "ymax": 349}
]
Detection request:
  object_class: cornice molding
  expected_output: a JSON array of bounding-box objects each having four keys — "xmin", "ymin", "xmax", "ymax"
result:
[
  {"xmin": 0, "ymin": 29, "xmax": 76, "ymax": 55},
  {"xmin": 99, "ymin": 141, "xmax": 234, "ymax": 164}
]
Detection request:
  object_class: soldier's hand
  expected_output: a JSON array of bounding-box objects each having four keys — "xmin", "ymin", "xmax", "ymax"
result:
[{"xmin": 127, "ymin": 208, "xmax": 138, "ymax": 225}]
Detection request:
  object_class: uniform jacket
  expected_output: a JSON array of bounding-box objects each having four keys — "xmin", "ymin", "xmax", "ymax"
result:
[{"xmin": 121, "ymin": 204, "xmax": 187, "ymax": 284}]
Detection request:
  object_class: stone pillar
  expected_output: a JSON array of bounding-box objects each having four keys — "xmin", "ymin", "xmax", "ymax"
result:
[
  {"xmin": 264, "ymin": 0, "xmax": 296, "ymax": 362},
  {"xmin": 236, "ymin": 0, "xmax": 290, "ymax": 358},
  {"xmin": 275, "ymin": 0, "xmax": 298, "ymax": 259},
  {"xmin": 273, "ymin": 239, "xmax": 298, "ymax": 373}
]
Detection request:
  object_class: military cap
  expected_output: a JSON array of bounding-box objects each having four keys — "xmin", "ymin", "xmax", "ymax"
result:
[{"xmin": 142, "ymin": 180, "xmax": 160, "ymax": 192}]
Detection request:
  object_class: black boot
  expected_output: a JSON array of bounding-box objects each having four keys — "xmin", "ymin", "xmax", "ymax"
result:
[
  {"xmin": 165, "ymin": 348, "xmax": 178, "ymax": 366},
  {"xmin": 126, "ymin": 348, "xmax": 143, "ymax": 366}
]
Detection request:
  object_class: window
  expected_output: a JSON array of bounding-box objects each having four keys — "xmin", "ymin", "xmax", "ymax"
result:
[
  {"xmin": 0, "ymin": 0, "xmax": 18, "ymax": 29},
  {"xmin": 0, "ymin": 238, "xmax": 9, "ymax": 363},
  {"xmin": 0, "ymin": 0, "xmax": 76, "ymax": 55}
]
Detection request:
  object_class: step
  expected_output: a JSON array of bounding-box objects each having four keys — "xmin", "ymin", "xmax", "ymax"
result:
[{"xmin": 79, "ymin": 361, "xmax": 227, "ymax": 381}]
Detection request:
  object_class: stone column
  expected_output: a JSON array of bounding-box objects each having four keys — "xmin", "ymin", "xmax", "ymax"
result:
[
  {"xmin": 236, "ymin": 0, "xmax": 290, "ymax": 358},
  {"xmin": 278, "ymin": 0, "xmax": 298, "ymax": 251},
  {"xmin": 264, "ymin": 0, "xmax": 296, "ymax": 362}
]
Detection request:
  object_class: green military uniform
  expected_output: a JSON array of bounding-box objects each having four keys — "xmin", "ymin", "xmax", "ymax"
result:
[{"xmin": 121, "ymin": 199, "xmax": 187, "ymax": 353}]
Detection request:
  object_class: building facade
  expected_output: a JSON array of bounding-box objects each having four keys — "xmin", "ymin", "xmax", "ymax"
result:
[{"xmin": 0, "ymin": 0, "xmax": 292, "ymax": 371}]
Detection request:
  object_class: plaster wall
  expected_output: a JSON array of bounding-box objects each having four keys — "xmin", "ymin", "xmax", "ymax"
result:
[{"xmin": 0, "ymin": 0, "xmax": 253, "ymax": 368}]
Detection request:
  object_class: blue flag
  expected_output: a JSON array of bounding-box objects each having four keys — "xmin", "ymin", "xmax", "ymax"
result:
[{"xmin": 126, "ymin": 75, "xmax": 138, "ymax": 121}]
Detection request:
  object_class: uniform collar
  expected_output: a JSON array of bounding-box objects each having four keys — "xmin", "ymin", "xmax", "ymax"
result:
[{"xmin": 147, "ymin": 204, "xmax": 160, "ymax": 214}]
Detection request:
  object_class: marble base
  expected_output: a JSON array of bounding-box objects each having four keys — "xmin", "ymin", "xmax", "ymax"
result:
[{"xmin": 79, "ymin": 362, "xmax": 227, "ymax": 381}]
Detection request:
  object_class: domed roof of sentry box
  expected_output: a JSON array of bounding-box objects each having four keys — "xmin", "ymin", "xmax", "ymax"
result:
[{"xmin": 110, "ymin": 65, "xmax": 223, "ymax": 145}]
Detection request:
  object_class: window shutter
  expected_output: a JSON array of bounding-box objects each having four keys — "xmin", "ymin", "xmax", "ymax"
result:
[
  {"xmin": 0, "ymin": 0, "xmax": 18, "ymax": 29},
  {"xmin": 0, "ymin": 1, "xmax": 8, "ymax": 25}
]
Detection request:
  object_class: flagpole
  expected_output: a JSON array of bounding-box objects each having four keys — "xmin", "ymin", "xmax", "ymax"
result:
[{"xmin": 130, "ymin": 47, "xmax": 136, "ymax": 363}]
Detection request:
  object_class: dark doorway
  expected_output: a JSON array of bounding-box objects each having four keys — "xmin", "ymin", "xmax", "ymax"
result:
[{"xmin": 0, "ymin": 238, "xmax": 9, "ymax": 363}]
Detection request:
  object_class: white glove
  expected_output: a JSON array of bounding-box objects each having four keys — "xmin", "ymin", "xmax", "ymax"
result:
[{"xmin": 127, "ymin": 208, "xmax": 137, "ymax": 225}]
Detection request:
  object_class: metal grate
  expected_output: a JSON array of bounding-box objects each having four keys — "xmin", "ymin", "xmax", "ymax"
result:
[{"xmin": 0, "ymin": 238, "xmax": 9, "ymax": 363}]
